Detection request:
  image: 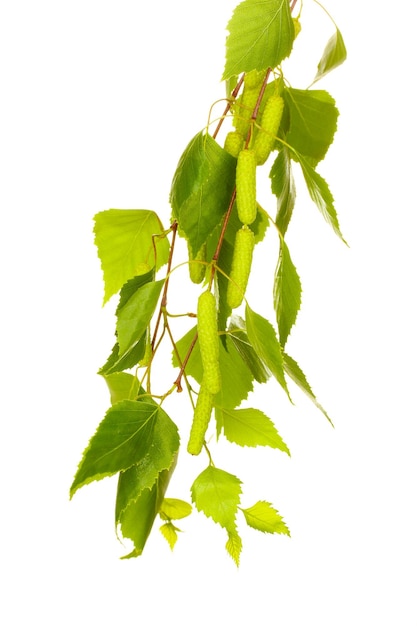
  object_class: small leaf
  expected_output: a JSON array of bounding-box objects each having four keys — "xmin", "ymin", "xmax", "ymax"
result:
[
  {"xmin": 226, "ymin": 530, "xmax": 242, "ymax": 567},
  {"xmin": 228, "ymin": 316, "xmax": 270, "ymax": 383},
  {"xmin": 274, "ymin": 238, "xmax": 302, "ymax": 347},
  {"xmin": 313, "ymin": 28, "xmax": 347, "ymax": 84},
  {"xmin": 102, "ymin": 372, "xmax": 139, "ymax": 405},
  {"xmin": 283, "ymin": 352, "xmax": 333, "ymax": 426},
  {"xmin": 191, "ymin": 466, "xmax": 242, "ymax": 531},
  {"xmin": 270, "ymin": 148, "xmax": 296, "ymax": 237},
  {"xmin": 218, "ymin": 407, "xmax": 290, "ymax": 454},
  {"xmin": 298, "ymin": 155, "xmax": 346, "ymax": 243},
  {"xmin": 160, "ymin": 522, "xmax": 179, "ymax": 551},
  {"xmin": 159, "ymin": 498, "xmax": 192, "ymax": 521},
  {"xmin": 94, "ymin": 209, "xmax": 169, "ymax": 304},
  {"xmin": 98, "ymin": 338, "xmax": 146, "ymax": 376},
  {"xmin": 223, "ymin": 0, "xmax": 295, "ymax": 80},
  {"xmin": 70, "ymin": 401, "xmax": 171, "ymax": 497},
  {"xmin": 116, "ymin": 279, "xmax": 164, "ymax": 356},
  {"xmin": 241, "ymin": 501, "xmax": 290, "ymax": 535},
  {"xmin": 245, "ymin": 304, "xmax": 291, "ymax": 401}
]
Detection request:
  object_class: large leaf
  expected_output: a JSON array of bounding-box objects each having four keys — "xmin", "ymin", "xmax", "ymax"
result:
[
  {"xmin": 270, "ymin": 148, "xmax": 296, "ymax": 237},
  {"xmin": 274, "ymin": 238, "xmax": 302, "ymax": 347},
  {"xmin": 170, "ymin": 132, "xmax": 236, "ymax": 255},
  {"xmin": 223, "ymin": 0, "xmax": 295, "ymax": 80},
  {"xmin": 313, "ymin": 28, "xmax": 347, "ymax": 84},
  {"xmin": 191, "ymin": 466, "xmax": 242, "ymax": 531},
  {"xmin": 241, "ymin": 501, "xmax": 290, "ymax": 535},
  {"xmin": 283, "ymin": 88, "xmax": 339, "ymax": 165},
  {"xmin": 115, "ymin": 407, "xmax": 180, "ymax": 511},
  {"xmin": 283, "ymin": 352, "xmax": 333, "ymax": 425},
  {"xmin": 114, "ymin": 405, "xmax": 179, "ymax": 558},
  {"xmin": 70, "ymin": 400, "xmax": 161, "ymax": 497},
  {"xmin": 245, "ymin": 304, "xmax": 291, "ymax": 400},
  {"xmin": 94, "ymin": 209, "xmax": 169, "ymax": 304},
  {"xmin": 218, "ymin": 407, "xmax": 290, "ymax": 454},
  {"xmin": 117, "ymin": 461, "xmax": 176, "ymax": 559},
  {"xmin": 298, "ymin": 155, "xmax": 346, "ymax": 242},
  {"xmin": 116, "ymin": 279, "xmax": 164, "ymax": 356}
]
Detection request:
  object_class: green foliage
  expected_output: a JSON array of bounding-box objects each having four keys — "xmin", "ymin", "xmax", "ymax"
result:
[{"xmin": 71, "ymin": 0, "xmax": 347, "ymax": 564}]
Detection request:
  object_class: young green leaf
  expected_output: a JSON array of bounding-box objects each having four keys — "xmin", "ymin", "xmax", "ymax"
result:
[
  {"xmin": 94, "ymin": 209, "xmax": 169, "ymax": 304},
  {"xmin": 217, "ymin": 407, "xmax": 290, "ymax": 454},
  {"xmin": 283, "ymin": 352, "xmax": 333, "ymax": 426},
  {"xmin": 191, "ymin": 466, "xmax": 242, "ymax": 531},
  {"xmin": 70, "ymin": 400, "xmax": 162, "ymax": 497},
  {"xmin": 223, "ymin": 0, "xmax": 295, "ymax": 80},
  {"xmin": 245, "ymin": 304, "xmax": 291, "ymax": 401},
  {"xmin": 102, "ymin": 372, "xmax": 140, "ymax": 405},
  {"xmin": 160, "ymin": 522, "xmax": 179, "ymax": 551},
  {"xmin": 226, "ymin": 530, "xmax": 243, "ymax": 566},
  {"xmin": 116, "ymin": 279, "xmax": 164, "ymax": 356},
  {"xmin": 98, "ymin": 338, "xmax": 147, "ymax": 376},
  {"xmin": 274, "ymin": 238, "xmax": 302, "ymax": 347},
  {"xmin": 270, "ymin": 148, "xmax": 296, "ymax": 237},
  {"xmin": 159, "ymin": 498, "xmax": 192, "ymax": 521},
  {"xmin": 283, "ymin": 88, "xmax": 339, "ymax": 165},
  {"xmin": 313, "ymin": 28, "xmax": 347, "ymax": 84},
  {"xmin": 298, "ymin": 155, "xmax": 346, "ymax": 243},
  {"xmin": 241, "ymin": 501, "xmax": 290, "ymax": 535}
]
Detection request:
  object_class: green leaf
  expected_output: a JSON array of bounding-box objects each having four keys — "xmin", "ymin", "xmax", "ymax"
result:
[
  {"xmin": 160, "ymin": 522, "xmax": 179, "ymax": 551},
  {"xmin": 270, "ymin": 148, "xmax": 296, "ymax": 237},
  {"xmin": 298, "ymin": 155, "xmax": 346, "ymax": 242},
  {"xmin": 226, "ymin": 530, "xmax": 242, "ymax": 567},
  {"xmin": 191, "ymin": 466, "xmax": 242, "ymax": 531},
  {"xmin": 114, "ymin": 408, "xmax": 180, "ymax": 512},
  {"xmin": 159, "ymin": 498, "xmax": 192, "ymax": 521},
  {"xmin": 283, "ymin": 88, "xmax": 339, "ymax": 165},
  {"xmin": 283, "ymin": 352, "xmax": 333, "ymax": 426},
  {"xmin": 94, "ymin": 209, "xmax": 169, "ymax": 304},
  {"xmin": 241, "ymin": 501, "xmax": 290, "ymax": 535},
  {"xmin": 117, "ymin": 462, "xmax": 176, "ymax": 559},
  {"xmin": 116, "ymin": 279, "xmax": 164, "ymax": 356},
  {"xmin": 228, "ymin": 316, "xmax": 270, "ymax": 384},
  {"xmin": 173, "ymin": 327, "xmax": 255, "ymax": 410},
  {"xmin": 98, "ymin": 338, "xmax": 146, "ymax": 376},
  {"xmin": 223, "ymin": 0, "xmax": 295, "ymax": 80},
  {"xmin": 218, "ymin": 407, "xmax": 290, "ymax": 454},
  {"xmin": 70, "ymin": 400, "xmax": 161, "ymax": 497},
  {"xmin": 102, "ymin": 372, "xmax": 139, "ymax": 404},
  {"xmin": 274, "ymin": 238, "xmax": 302, "ymax": 347},
  {"xmin": 245, "ymin": 304, "xmax": 291, "ymax": 401},
  {"xmin": 170, "ymin": 132, "xmax": 236, "ymax": 255},
  {"xmin": 313, "ymin": 28, "xmax": 347, "ymax": 84}
]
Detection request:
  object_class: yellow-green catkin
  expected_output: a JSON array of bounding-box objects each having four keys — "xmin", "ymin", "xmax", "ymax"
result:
[
  {"xmin": 233, "ymin": 85, "xmax": 260, "ymax": 138},
  {"xmin": 243, "ymin": 69, "xmax": 266, "ymax": 90},
  {"xmin": 187, "ymin": 380, "xmax": 213, "ymax": 456},
  {"xmin": 227, "ymin": 225, "xmax": 255, "ymax": 309},
  {"xmin": 224, "ymin": 130, "xmax": 244, "ymax": 158},
  {"xmin": 197, "ymin": 290, "xmax": 221, "ymax": 394},
  {"xmin": 253, "ymin": 94, "xmax": 285, "ymax": 165},
  {"xmin": 236, "ymin": 149, "xmax": 257, "ymax": 225},
  {"xmin": 188, "ymin": 242, "xmax": 206, "ymax": 284}
]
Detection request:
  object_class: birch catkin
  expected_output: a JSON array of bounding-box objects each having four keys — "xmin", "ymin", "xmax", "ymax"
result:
[
  {"xmin": 197, "ymin": 290, "xmax": 221, "ymax": 394},
  {"xmin": 227, "ymin": 225, "xmax": 255, "ymax": 309}
]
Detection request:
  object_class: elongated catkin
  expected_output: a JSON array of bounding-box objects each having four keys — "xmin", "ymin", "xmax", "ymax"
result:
[
  {"xmin": 227, "ymin": 225, "xmax": 255, "ymax": 309},
  {"xmin": 197, "ymin": 290, "xmax": 221, "ymax": 394}
]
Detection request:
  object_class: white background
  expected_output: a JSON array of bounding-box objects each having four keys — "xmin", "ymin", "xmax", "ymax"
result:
[{"xmin": 1, "ymin": 1, "xmax": 416, "ymax": 624}]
